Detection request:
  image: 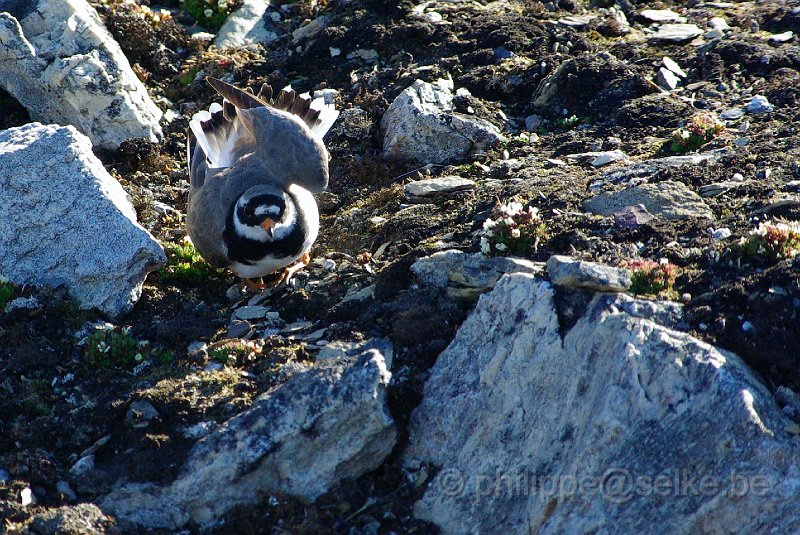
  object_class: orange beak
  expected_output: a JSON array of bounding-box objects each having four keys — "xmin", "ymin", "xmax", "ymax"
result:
[{"xmin": 260, "ymin": 219, "xmax": 276, "ymax": 232}]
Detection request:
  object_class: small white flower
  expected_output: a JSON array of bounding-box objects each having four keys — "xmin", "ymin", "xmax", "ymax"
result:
[
  {"xmin": 680, "ymin": 130, "xmax": 690, "ymax": 140},
  {"xmin": 528, "ymin": 206, "xmax": 540, "ymax": 217},
  {"xmin": 504, "ymin": 217, "xmax": 515, "ymax": 226},
  {"xmin": 204, "ymin": 8, "xmax": 214, "ymax": 17},
  {"xmin": 508, "ymin": 201, "xmax": 523, "ymax": 214},
  {"xmin": 511, "ymin": 228, "xmax": 521, "ymax": 239},
  {"xmin": 658, "ymin": 258, "xmax": 669, "ymax": 265},
  {"xmin": 495, "ymin": 243, "xmax": 508, "ymax": 252},
  {"xmin": 482, "ymin": 218, "xmax": 497, "ymax": 230},
  {"xmin": 485, "ymin": 230, "xmax": 494, "ymax": 238}
]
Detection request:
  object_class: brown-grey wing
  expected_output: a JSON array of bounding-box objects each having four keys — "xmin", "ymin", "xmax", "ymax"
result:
[{"xmin": 186, "ymin": 169, "xmax": 233, "ymax": 269}]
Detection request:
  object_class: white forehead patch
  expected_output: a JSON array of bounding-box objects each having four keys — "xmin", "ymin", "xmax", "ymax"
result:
[{"xmin": 255, "ymin": 205, "xmax": 281, "ymax": 216}]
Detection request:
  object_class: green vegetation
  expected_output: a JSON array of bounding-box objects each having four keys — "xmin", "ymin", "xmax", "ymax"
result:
[
  {"xmin": 182, "ymin": 0, "xmax": 238, "ymax": 30},
  {"xmin": 0, "ymin": 278, "xmax": 14, "ymax": 309},
  {"xmin": 209, "ymin": 340, "xmax": 263, "ymax": 366},
  {"xmin": 739, "ymin": 220, "xmax": 800, "ymax": 261},
  {"xmin": 86, "ymin": 326, "xmax": 174, "ymax": 368},
  {"xmin": 668, "ymin": 113, "xmax": 724, "ymax": 154},
  {"xmin": 480, "ymin": 199, "xmax": 548, "ymax": 257},
  {"xmin": 623, "ymin": 259, "xmax": 679, "ymax": 296},
  {"xmin": 160, "ymin": 238, "xmax": 221, "ymax": 284}
]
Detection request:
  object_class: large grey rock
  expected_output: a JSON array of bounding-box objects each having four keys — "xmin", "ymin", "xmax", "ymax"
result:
[
  {"xmin": 214, "ymin": 0, "xmax": 279, "ymax": 49},
  {"xmin": 101, "ymin": 350, "xmax": 396, "ymax": 529},
  {"xmin": 407, "ymin": 274, "xmax": 800, "ymax": 534},
  {"xmin": 404, "ymin": 176, "xmax": 476, "ymax": 203},
  {"xmin": 381, "ymin": 79, "xmax": 504, "ymax": 164},
  {"xmin": 584, "ymin": 181, "xmax": 714, "ymax": 220},
  {"xmin": 546, "ymin": 255, "xmax": 631, "ymax": 292},
  {"xmin": 591, "ymin": 149, "xmax": 728, "ymax": 190},
  {"xmin": 0, "ymin": 123, "xmax": 166, "ymax": 317},
  {"xmin": 649, "ymin": 23, "xmax": 703, "ymax": 42},
  {"xmin": 411, "ymin": 249, "xmax": 544, "ymax": 301},
  {"xmin": 0, "ymin": 0, "xmax": 163, "ymax": 149}
]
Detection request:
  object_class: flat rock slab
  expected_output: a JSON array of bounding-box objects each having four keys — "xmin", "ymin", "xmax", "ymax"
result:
[
  {"xmin": 101, "ymin": 350, "xmax": 396, "ymax": 529},
  {"xmin": 639, "ymin": 9, "xmax": 686, "ymax": 23},
  {"xmin": 0, "ymin": 123, "xmax": 166, "ymax": 317},
  {"xmin": 411, "ymin": 249, "xmax": 544, "ymax": 301},
  {"xmin": 591, "ymin": 149, "xmax": 728, "ymax": 190},
  {"xmin": 649, "ymin": 23, "xmax": 703, "ymax": 42},
  {"xmin": 404, "ymin": 176, "xmax": 476, "ymax": 203},
  {"xmin": 381, "ymin": 78, "xmax": 504, "ymax": 164},
  {"xmin": 214, "ymin": 0, "xmax": 280, "ymax": 48},
  {"xmin": 584, "ymin": 181, "xmax": 714, "ymax": 220},
  {"xmin": 0, "ymin": 0, "xmax": 162, "ymax": 149},
  {"xmin": 546, "ymin": 255, "xmax": 631, "ymax": 292},
  {"xmin": 407, "ymin": 274, "xmax": 800, "ymax": 534}
]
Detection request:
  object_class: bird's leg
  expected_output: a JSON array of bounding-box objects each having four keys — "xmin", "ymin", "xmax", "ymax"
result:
[
  {"xmin": 280, "ymin": 252, "xmax": 311, "ymax": 286},
  {"xmin": 240, "ymin": 277, "xmax": 266, "ymax": 291}
]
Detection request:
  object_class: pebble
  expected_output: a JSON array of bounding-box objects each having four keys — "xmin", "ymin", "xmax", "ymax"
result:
[
  {"xmin": 662, "ymin": 56, "xmax": 687, "ymax": 78},
  {"xmin": 709, "ymin": 227, "xmax": 732, "ymax": 240},
  {"xmin": 708, "ymin": 17, "xmax": 730, "ymax": 31},
  {"xmin": 187, "ymin": 341, "xmax": 208, "ymax": 356},
  {"xmin": 546, "ymin": 255, "xmax": 631, "ymax": 292},
  {"xmin": 69, "ymin": 455, "xmax": 95, "ymax": 479},
  {"xmin": 525, "ymin": 114, "xmax": 544, "ymax": 131},
  {"xmin": 56, "ymin": 480, "xmax": 77, "ymax": 502},
  {"xmin": 404, "ymin": 176, "xmax": 476, "ymax": 203},
  {"xmin": 592, "ymin": 150, "xmax": 629, "ymax": 167},
  {"xmin": 125, "ymin": 400, "xmax": 160, "ymax": 429},
  {"xmin": 614, "ymin": 204, "xmax": 655, "ymax": 229},
  {"xmin": 769, "ymin": 31, "xmax": 794, "ymax": 44},
  {"xmin": 204, "ymin": 361, "xmax": 224, "ymax": 372},
  {"xmin": 705, "ymin": 29, "xmax": 725, "ymax": 40},
  {"xmin": 746, "ymin": 95, "xmax": 774, "ymax": 114},
  {"xmin": 742, "ymin": 321, "xmax": 755, "ymax": 333},
  {"xmin": 233, "ymin": 306, "xmax": 269, "ymax": 321},
  {"xmin": 650, "ymin": 24, "xmax": 703, "ymax": 42},
  {"xmin": 323, "ymin": 258, "xmax": 337, "ymax": 271},
  {"xmin": 734, "ymin": 138, "xmax": 750, "ymax": 147},
  {"xmin": 226, "ymin": 284, "xmax": 244, "ymax": 302},
  {"xmin": 657, "ymin": 67, "xmax": 681, "ymax": 90},
  {"xmin": 227, "ymin": 320, "xmax": 253, "ymax": 339},
  {"xmin": 21, "ymin": 488, "xmax": 35, "ymax": 507},
  {"xmin": 720, "ymin": 108, "xmax": 744, "ymax": 120},
  {"xmin": 640, "ymin": 9, "xmax": 685, "ymax": 23}
]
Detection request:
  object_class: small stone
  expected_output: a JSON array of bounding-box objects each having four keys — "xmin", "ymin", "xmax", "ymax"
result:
[
  {"xmin": 204, "ymin": 362, "xmax": 224, "ymax": 372},
  {"xmin": 746, "ymin": 95, "xmax": 774, "ymax": 114},
  {"xmin": 656, "ymin": 67, "xmax": 681, "ymax": 90},
  {"xmin": 323, "ymin": 259, "xmax": 337, "ymax": 271},
  {"xmin": 640, "ymin": 9, "xmax": 686, "ymax": 23},
  {"xmin": 215, "ymin": 0, "xmax": 279, "ymax": 48},
  {"xmin": 720, "ymin": 108, "xmax": 744, "ymax": 120},
  {"xmin": 329, "ymin": 47, "xmax": 341, "ymax": 57},
  {"xmin": 233, "ymin": 306, "xmax": 269, "ymax": 321},
  {"xmin": 709, "ymin": 227, "xmax": 732, "ymax": 240},
  {"xmin": 708, "ymin": 17, "xmax": 730, "ymax": 31},
  {"xmin": 525, "ymin": 115, "xmax": 544, "ymax": 132},
  {"xmin": 546, "ymin": 255, "xmax": 631, "ymax": 292},
  {"xmin": 558, "ymin": 15, "xmax": 596, "ymax": 27},
  {"xmin": 69, "ymin": 455, "xmax": 95, "ymax": 479},
  {"xmin": 21, "ymin": 487, "xmax": 36, "ymax": 507},
  {"xmin": 126, "ymin": 401, "xmax": 160, "ymax": 429},
  {"xmin": 227, "ymin": 320, "xmax": 253, "ymax": 339},
  {"xmin": 705, "ymin": 28, "xmax": 725, "ymax": 40},
  {"xmin": 734, "ymin": 138, "xmax": 750, "ymax": 147},
  {"xmin": 662, "ymin": 56, "xmax": 687, "ymax": 78},
  {"xmin": 592, "ymin": 150, "xmax": 629, "ymax": 167},
  {"xmin": 226, "ymin": 284, "xmax": 245, "ymax": 302},
  {"xmin": 650, "ymin": 24, "xmax": 703, "ymax": 42},
  {"xmin": 732, "ymin": 173, "xmax": 744, "ymax": 182},
  {"xmin": 769, "ymin": 31, "xmax": 794, "ymax": 44},
  {"xmin": 4, "ymin": 296, "xmax": 40, "ymax": 313},
  {"xmin": 187, "ymin": 341, "xmax": 208, "ymax": 357},
  {"xmin": 56, "ymin": 480, "xmax": 77, "ymax": 502},
  {"xmin": 742, "ymin": 320, "xmax": 755, "ymax": 332},
  {"xmin": 546, "ymin": 158, "xmax": 567, "ymax": 167},
  {"xmin": 404, "ymin": 176, "xmax": 476, "ymax": 203},
  {"xmin": 614, "ymin": 204, "xmax": 654, "ymax": 229}
]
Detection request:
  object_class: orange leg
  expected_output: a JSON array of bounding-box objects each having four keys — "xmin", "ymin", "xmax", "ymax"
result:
[
  {"xmin": 280, "ymin": 252, "xmax": 311, "ymax": 286},
  {"xmin": 240, "ymin": 277, "xmax": 266, "ymax": 291}
]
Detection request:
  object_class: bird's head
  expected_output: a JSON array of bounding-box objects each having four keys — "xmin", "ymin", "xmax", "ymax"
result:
[{"xmin": 235, "ymin": 185, "xmax": 287, "ymax": 239}]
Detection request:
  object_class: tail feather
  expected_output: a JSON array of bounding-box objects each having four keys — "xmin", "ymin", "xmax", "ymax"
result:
[{"xmin": 190, "ymin": 77, "xmax": 339, "ymax": 172}]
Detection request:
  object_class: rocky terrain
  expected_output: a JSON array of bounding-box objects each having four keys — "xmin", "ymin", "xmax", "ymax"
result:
[{"xmin": 2, "ymin": 0, "xmax": 800, "ymax": 533}]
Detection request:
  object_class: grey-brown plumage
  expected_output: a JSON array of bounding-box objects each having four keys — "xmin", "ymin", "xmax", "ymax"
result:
[{"xmin": 186, "ymin": 78, "xmax": 338, "ymax": 282}]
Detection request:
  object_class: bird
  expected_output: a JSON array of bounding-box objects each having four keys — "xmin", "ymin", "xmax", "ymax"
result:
[{"xmin": 186, "ymin": 77, "xmax": 338, "ymax": 290}]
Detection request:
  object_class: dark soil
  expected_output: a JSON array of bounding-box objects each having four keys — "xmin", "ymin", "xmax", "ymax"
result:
[{"xmin": 3, "ymin": 0, "xmax": 800, "ymax": 533}]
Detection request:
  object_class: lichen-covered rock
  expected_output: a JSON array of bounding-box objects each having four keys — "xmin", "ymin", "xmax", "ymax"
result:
[
  {"xmin": 0, "ymin": 0, "xmax": 162, "ymax": 149},
  {"xmin": 0, "ymin": 123, "xmax": 166, "ymax": 317},
  {"xmin": 407, "ymin": 274, "xmax": 800, "ymax": 534},
  {"xmin": 101, "ymin": 350, "xmax": 396, "ymax": 529},
  {"xmin": 214, "ymin": 0, "xmax": 279, "ymax": 49},
  {"xmin": 381, "ymin": 78, "xmax": 504, "ymax": 164},
  {"xmin": 583, "ymin": 181, "xmax": 714, "ymax": 220}
]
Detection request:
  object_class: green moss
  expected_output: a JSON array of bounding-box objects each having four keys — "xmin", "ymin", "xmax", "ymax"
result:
[
  {"xmin": 85, "ymin": 327, "xmax": 175, "ymax": 368},
  {"xmin": 0, "ymin": 280, "xmax": 14, "ymax": 309},
  {"xmin": 183, "ymin": 0, "xmax": 237, "ymax": 31},
  {"xmin": 159, "ymin": 240, "xmax": 221, "ymax": 285}
]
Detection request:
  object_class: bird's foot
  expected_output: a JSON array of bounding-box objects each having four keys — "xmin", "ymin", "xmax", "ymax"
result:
[
  {"xmin": 280, "ymin": 252, "xmax": 311, "ymax": 286},
  {"xmin": 240, "ymin": 277, "xmax": 266, "ymax": 291}
]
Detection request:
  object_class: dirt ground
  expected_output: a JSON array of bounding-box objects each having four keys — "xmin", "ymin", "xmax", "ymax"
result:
[{"xmin": 2, "ymin": 0, "xmax": 800, "ymax": 533}]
